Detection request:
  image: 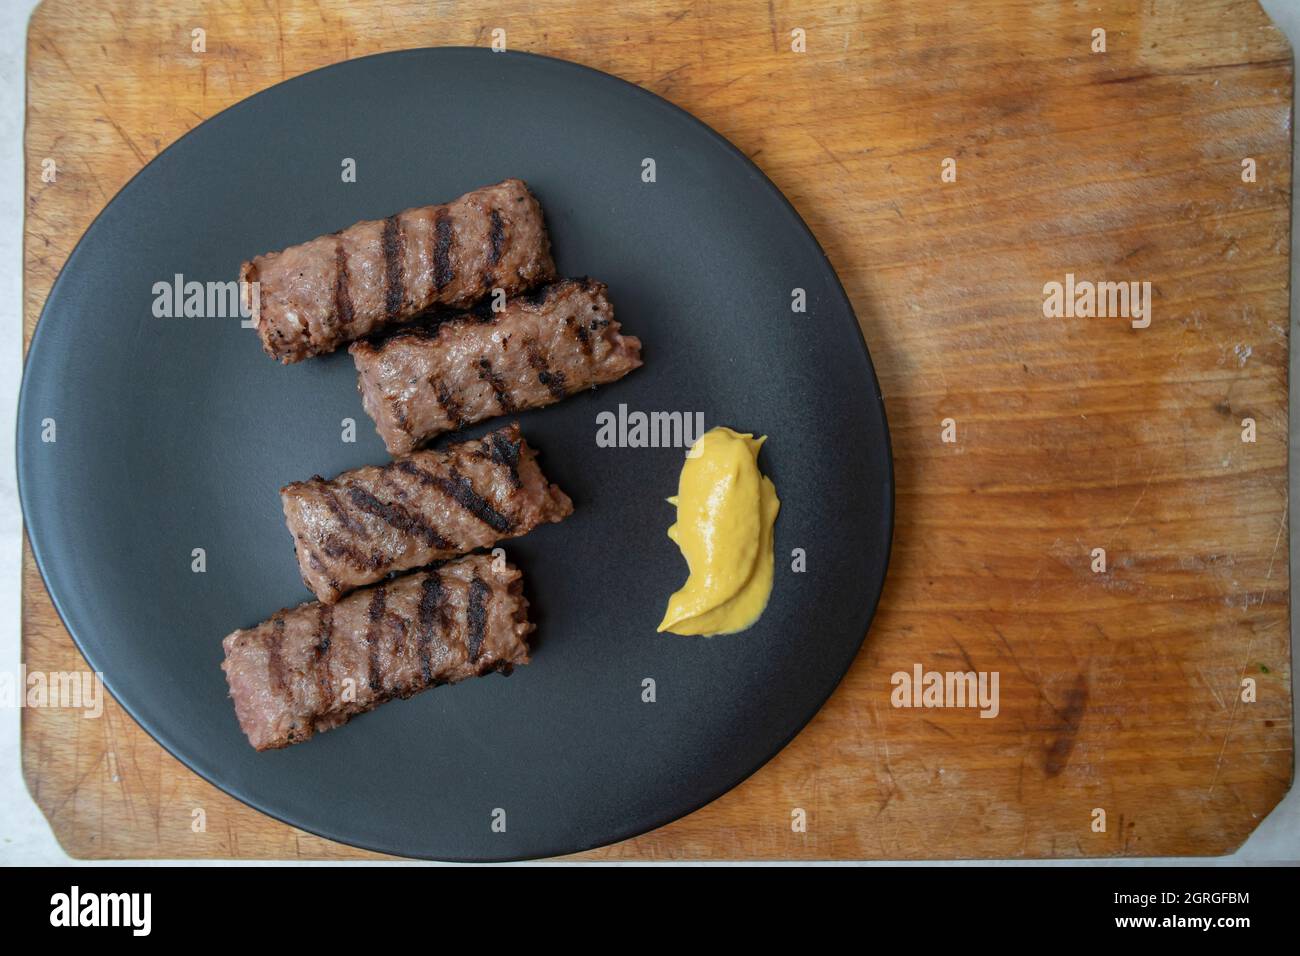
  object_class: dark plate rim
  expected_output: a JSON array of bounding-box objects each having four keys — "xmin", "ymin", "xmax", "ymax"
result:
[{"xmin": 16, "ymin": 46, "xmax": 895, "ymax": 862}]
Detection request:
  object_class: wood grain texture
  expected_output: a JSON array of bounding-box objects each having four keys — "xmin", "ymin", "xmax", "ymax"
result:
[{"xmin": 21, "ymin": 0, "xmax": 1293, "ymax": 860}]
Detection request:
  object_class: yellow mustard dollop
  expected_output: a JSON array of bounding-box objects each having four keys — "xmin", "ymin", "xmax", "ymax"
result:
[{"xmin": 657, "ymin": 427, "xmax": 780, "ymax": 636}]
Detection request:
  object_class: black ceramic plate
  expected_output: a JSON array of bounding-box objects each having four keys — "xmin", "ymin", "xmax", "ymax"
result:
[{"xmin": 17, "ymin": 48, "xmax": 892, "ymax": 861}]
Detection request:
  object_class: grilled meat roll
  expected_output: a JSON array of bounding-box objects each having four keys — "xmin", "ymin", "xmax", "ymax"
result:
[
  {"xmin": 222, "ymin": 554, "xmax": 532, "ymax": 751},
  {"xmin": 241, "ymin": 179, "xmax": 556, "ymax": 363},
  {"xmin": 282, "ymin": 423, "xmax": 572, "ymax": 605},
  {"xmin": 351, "ymin": 277, "xmax": 643, "ymax": 455}
]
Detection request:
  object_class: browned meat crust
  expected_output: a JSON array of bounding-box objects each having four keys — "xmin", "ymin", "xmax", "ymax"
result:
[
  {"xmin": 241, "ymin": 179, "xmax": 556, "ymax": 363},
  {"xmin": 221, "ymin": 555, "xmax": 532, "ymax": 750},
  {"xmin": 350, "ymin": 278, "xmax": 643, "ymax": 455},
  {"xmin": 281, "ymin": 423, "xmax": 572, "ymax": 605}
]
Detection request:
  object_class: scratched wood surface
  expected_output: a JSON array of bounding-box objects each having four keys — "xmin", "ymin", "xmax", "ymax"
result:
[{"xmin": 19, "ymin": 0, "xmax": 1293, "ymax": 860}]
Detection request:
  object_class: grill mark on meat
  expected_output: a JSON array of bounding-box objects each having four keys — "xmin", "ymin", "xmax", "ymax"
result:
[
  {"xmin": 298, "ymin": 310, "xmax": 314, "ymax": 351},
  {"xmin": 346, "ymin": 485, "xmax": 452, "ymax": 550},
  {"xmin": 320, "ymin": 533, "xmax": 375, "ymax": 571},
  {"xmin": 320, "ymin": 485, "xmax": 367, "ymax": 535},
  {"xmin": 365, "ymin": 586, "xmax": 386, "ymax": 692},
  {"xmin": 382, "ymin": 215, "xmax": 404, "ymax": 322},
  {"xmin": 568, "ymin": 314, "xmax": 593, "ymax": 358},
  {"xmin": 387, "ymin": 396, "xmax": 410, "ymax": 429},
  {"xmin": 266, "ymin": 616, "xmax": 288, "ymax": 695},
  {"xmin": 539, "ymin": 366, "xmax": 569, "ymax": 399},
  {"xmin": 372, "ymin": 467, "xmax": 454, "ymax": 547},
  {"xmin": 525, "ymin": 284, "xmax": 553, "ymax": 307},
  {"xmin": 466, "ymin": 575, "xmax": 490, "ymax": 663},
  {"xmin": 477, "ymin": 357, "xmax": 516, "ymax": 413},
  {"xmin": 488, "ymin": 432, "xmax": 522, "ymax": 488},
  {"xmin": 526, "ymin": 340, "xmax": 568, "ymax": 400},
  {"xmin": 433, "ymin": 209, "xmax": 454, "ymax": 291},
  {"xmin": 315, "ymin": 603, "xmax": 334, "ymax": 707},
  {"xmin": 434, "ymin": 468, "xmax": 515, "ymax": 533},
  {"xmin": 315, "ymin": 499, "xmax": 381, "ymax": 570},
  {"xmin": 373, "ymin": 465, "xmax": 408, "ymax": 503},
  {"xmin": 393, "ymin": 458, "xmax": 439, "ymax": 487},
  {"xmin": 431, "ymin": 376, "xmax": 467, "ymax": 431},
  {"xmin": 488, "ymin": 209, "xmax": 505, "ymax": 265},
  {"xmin": 417, "ymin": 572, "xmax": 445, "ymax": 684},
  {"xmin": 333, "ymin": 240, "xmax": 354, "ymax": 327}
]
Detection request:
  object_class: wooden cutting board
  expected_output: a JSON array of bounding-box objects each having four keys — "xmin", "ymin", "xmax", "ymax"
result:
[{"xmin": 21, "ymin": 0, "xmax": 1293, "ymax": 860}]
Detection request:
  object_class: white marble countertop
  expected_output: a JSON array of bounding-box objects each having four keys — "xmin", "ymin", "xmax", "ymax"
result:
[{"xmin": 0, "ymin": 0, "xmax": 1295, "ymax": 865}]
